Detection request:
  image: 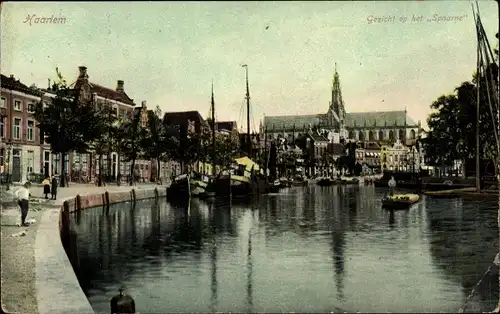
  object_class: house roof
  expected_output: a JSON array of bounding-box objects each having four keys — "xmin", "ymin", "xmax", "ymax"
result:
[
  {"xmin": 216, "ymin": 121, "xmax": 238, "ymax": 132},
  {"xmin": 308, "ymin": 132, "xmax": 328, "ymax": 142},
  {"xmin": 1, "ymin": 74, "xmax": 43, "ymax": 97},
  {"xmin": 88, "ymin": 82, "xmax": 134, "ymax": 106},
  {"xmin": 363, "ymin": 141, "xmax": 381, "ymax": 150},
  {"xmin": 71, "ymin": 77, "xmax": 134, "ymax": 106},
  {"xmin": 163, "ymin": 110, "xmax": 208, "ymax": 128},
  {"xmin": 328, "ymin": 143, "xmax": 345, "ymax": 155}
]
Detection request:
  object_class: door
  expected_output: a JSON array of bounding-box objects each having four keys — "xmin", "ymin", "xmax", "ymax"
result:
[{"xmin": 12, "ymin": 151, "xmax": 21, "ymax": 183}]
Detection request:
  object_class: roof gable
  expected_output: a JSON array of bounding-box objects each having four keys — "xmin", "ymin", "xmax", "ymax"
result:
[
  {"xmin": 216, "ymin": 121, "xmax": 237, "ymax": 131},
  {"xmin": 88, "ymin": 82, "xmax": 134, "ymax": 106}
]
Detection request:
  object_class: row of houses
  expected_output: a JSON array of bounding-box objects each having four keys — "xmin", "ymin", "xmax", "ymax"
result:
[
  {"xmin": 0, "ymin": 66, "xmax": 240, "ymax": 184},
  {"xmin": 268, "ymin": 125, "xmax": 427, "ymax": 176}
]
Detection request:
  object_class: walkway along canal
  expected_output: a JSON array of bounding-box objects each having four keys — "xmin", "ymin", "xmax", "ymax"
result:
[{"xmin": 70, "ymin": 185, "xmax": 499, "ymax": 313}]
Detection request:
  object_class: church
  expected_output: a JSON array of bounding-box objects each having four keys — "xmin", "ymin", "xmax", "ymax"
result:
[{"xmin": 260, "ymin": 64, "xmax": 422, "ymax": 147}]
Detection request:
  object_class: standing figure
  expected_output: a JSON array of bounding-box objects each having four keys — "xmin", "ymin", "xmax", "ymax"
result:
[
  {"xmin": 15, "ymin": 182, "xmax": 32, "ymax": 226},
  {"xmin": 42, "ymin": 176, "xmax": 51, "ymax": 199},
  {"xmin": 51, "ymin": 175, "xmax": 58, "ymax": 200},
  {"xmin": 388, "ymin": 176, "xmax": 396, "ymax": 196}
]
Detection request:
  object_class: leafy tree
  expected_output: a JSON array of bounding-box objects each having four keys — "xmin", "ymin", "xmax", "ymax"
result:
[
  {"xmin": 92, "ymin": 102, "xmax": 120, "ymax": 185},
  {"xmin": 422, "ymin": 62, "xmax": 499, "ymax": 174},
  {"xmin": 117, "ymin": 109, "xmax": 143, "ymax": 185},
  {"xmin": 205, "ymin": 133, "xmax": 239, "ymax": 175},
  {"xmin": 168, "ymin": 124, "xmax": 207, "ymax": 173},
  {"xmin": 34, "ymin": 68, "xmax": 102, "ymax": 187},
  {"xmin": 141, "ymin": 106, "xmax": 180, "ymax": 182}
]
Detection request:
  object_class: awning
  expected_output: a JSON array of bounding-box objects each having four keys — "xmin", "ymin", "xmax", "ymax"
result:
[{"xmin": 234, "ymin": 156, "xmax": 260, "ymax": 172}]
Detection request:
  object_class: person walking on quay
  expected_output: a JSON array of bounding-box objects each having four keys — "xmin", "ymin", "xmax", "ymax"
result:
[
  {"xmin": 15, "ymin": 182, "xmax": 31, "ymax": 227},
  {"xmin": 388, "ymin": 176, "xmax": 396, "ymax": 196},
  {"xmin": 42, "ymin": 176, "xmax": 51, "ymax": 199},
  {"xmin": 51, "ymin": 174, "xmax": 58, "ymax": 200}
]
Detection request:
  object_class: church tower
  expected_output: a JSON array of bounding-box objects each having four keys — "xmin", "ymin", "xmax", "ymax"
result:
[
  {"xmin": 330, "ymin": 63, "xmax": 346, "ymax": 121},
  {"xmin": 329, "ymin": 63, "xmax": 347, "ymax": 140}
]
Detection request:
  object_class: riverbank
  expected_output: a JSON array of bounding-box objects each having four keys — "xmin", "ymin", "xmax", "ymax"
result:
[
  {"xmin": 0, "ymin": 183, "xmax": 167, "ymax": 314},
  {"xmin": 424, "ymin": 187, "xmax": 498, "ymax": 200}
]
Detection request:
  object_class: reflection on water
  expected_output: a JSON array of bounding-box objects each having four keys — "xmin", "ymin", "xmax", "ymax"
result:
[{"xmin": 71, "ymin": 186, "xmax": 498, "ymax": 313}]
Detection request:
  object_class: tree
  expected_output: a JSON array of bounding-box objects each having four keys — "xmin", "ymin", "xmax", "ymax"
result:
[
  {"xmin": 205, "ymin": 133, "xmax": 239, "ymax": 175},
  {"xmin": 141, "ymin": 106, "xmax": 179, "ymax": 183},
  {"xmin": 423, "ymin": 62, "xmax": 499, "ymax": 175},
  {"xmin": 117, "ymin": 109, "xmax": 143, "ymax": 185},
  {"xmin": 34, "ymin": 68, "xmax": 102, "ymax": 187},
  {"xmin": 92, "ymin": 102, "xmax": 120, "ymax": 185}
]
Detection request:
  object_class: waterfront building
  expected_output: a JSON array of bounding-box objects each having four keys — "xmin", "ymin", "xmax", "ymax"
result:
[
  {"xmin": 38, "ymin": 66, "xmax": 155, "ymax": 183},
  {"xmin": 261, "ymin": 64, "xmax": 423, "ymax": 147},
  {"xmin": 355, "ymin": 141, "xmax": 381, "ymax": 171},
  {"xmin": 0, "ymin": 74, "xmax": 44, "ymax": 183},
  {"xmin": 303, "ymin": 130, "xmax": 345, "ymax": 176},
  {"xmin": 380, "ymin": 139, "xmax": 413, "ymax": 171},
  {"xmin": 215, "ymin": 121, "xmax": 240, "ymax": 146}
]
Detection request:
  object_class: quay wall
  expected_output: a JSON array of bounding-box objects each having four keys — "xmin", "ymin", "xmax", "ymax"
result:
[{"xmin": 36, "ymin": 186, "xmax": 167, "ymax": 314}]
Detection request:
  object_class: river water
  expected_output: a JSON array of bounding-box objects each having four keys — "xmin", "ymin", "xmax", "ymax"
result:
[{"xmin": 71, "ymin": 185, "xmax": 499, "ymax": 313}]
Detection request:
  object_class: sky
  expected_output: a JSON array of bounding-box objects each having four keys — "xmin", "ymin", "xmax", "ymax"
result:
[{"xmin": 1, "ymin": 1, "xmax": 498, "ymax": 132}]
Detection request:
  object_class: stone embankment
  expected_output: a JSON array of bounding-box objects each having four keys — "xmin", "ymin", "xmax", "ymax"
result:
[{"xmin": 1, "ymin": 183, "xmax": 167, "ymax": 314}]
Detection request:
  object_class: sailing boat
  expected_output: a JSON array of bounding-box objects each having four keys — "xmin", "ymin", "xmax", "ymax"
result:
[
  {"xmin": 459, "ymin": 2, "xmax": 500, "ymax": 313},
  {"xmin": 229, "ymin": 65, "xmax": 266, "ymax": 197},
  {"xmin": 204, "ymin": 81, "xmax": 232, "ymax": 198}
]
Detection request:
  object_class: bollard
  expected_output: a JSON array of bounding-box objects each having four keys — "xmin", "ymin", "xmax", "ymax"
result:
[
  {"xmin": 76, "ymin": 194, "xmax": 82, "ymax": 211},
  {"xmin": 110, "ymin": 287, "xmax": 136, "ymax": 314},
  {"xmin": 131, "ymin": 189, "xmax": 136, "ymax": 203},
  {"xmin": 104, "ymin": 191, "xmax": 110, "ymax": 215}
]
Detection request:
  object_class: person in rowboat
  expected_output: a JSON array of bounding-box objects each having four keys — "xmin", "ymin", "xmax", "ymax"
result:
[{"xmin": 388, "ymin": 176, "xmax": 396, "ymax": 196}]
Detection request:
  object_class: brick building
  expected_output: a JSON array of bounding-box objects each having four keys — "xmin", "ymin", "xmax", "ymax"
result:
[
  {"xmin": 1, "ymin": 74, "xmax": 44, "ymax": 183},
  {"xmin": 40, "ymin": 66, "xmax": 154, "ymax": 183}
]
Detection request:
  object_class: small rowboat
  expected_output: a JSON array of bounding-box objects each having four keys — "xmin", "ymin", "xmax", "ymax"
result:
[
  {"xmin": 317, "ymin": 177, "xmax": 334, "ymax": 186},
  {"xmin": 268, "ymin": 180, "xmax": 282, "ymax": 193},
  {"xmin": 382, "ymin": 193, "xmax": 420, "ymax": 210}
]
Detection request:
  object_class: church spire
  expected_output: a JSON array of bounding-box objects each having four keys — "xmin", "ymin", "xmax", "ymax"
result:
[{"xmin": 330, "ymin": 62, "xmax": 345, "ymax": 120}]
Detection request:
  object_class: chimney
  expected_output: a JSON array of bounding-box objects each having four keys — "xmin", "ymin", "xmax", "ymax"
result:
[
  {"xmin": 116, "ymin": 80, "xmax": 124, "ymax": 92},
  {"xmin": 9, "ymin": 74, "xmax": 14, "ymax": 79},
  {"xmin": 78, "ymin": 66, "xmax": 88, "ymax": 78},
  {"xmin": 141, "ymin": 100, "xmax": 146, "ymax": 108}
]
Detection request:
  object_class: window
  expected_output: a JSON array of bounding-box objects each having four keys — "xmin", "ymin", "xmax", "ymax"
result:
[
  {"xmin": 0, "ymin": 97, "xmax": 5, "ymax": 107},
  {"xmin": 14, "ymin": 100, "xmax": 21, "ymax": 111},
  {"xmin": 27, "ymin": 120, "xmax": 34, "ymax": 141},
  {"xmin": 43, "ymin": 151, "xmax": 51, "ymax": 176},
  {"xmin": 27, "ymin": 150, "xmax": 34, "ymax": 173},
  {"xmin": 13, "ymin": 118, "xmax": 21, "ymax": 139},
  {"xmin": 27, "ymin": 103, "xmax": 35, "ymax": 113},
  {"xmin": 64, "ymin": 154, "xmax": 69, "ymax": 176},
  {"xmin": 0, "ymin": 118, "xmax": 4, "ymax": 138},
  {"xmin": 0, "ymin": 148, "xmax": 4, "ymax": 167}
]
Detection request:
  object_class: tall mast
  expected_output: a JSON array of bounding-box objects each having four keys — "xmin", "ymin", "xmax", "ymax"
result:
[
  {"xmin": 264, "ymin": 122, "xmax": 268, "ymax": 181},
  {"xmin": 242, "ymin": 64, "xmax": 251, "ymax": 156},
  {"xmin": 473, "ymin": 3, "xmax": 481, "ymax": 191},
  {"xmin": 211, "ymin": 81, "xmax": 216, "ymax": 176}
]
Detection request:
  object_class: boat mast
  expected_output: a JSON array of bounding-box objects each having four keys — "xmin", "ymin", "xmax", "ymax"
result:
[
  {"xmin": 473, "ymin": 3, "xmax": 481, "ymax": 191},
  {"xmin": 242, "ymin": 64, "xmax": 251, "ymax": 156},
  {"xmin": 211, "ymin": 81, "xmax": 216, "ymax": 177}
]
